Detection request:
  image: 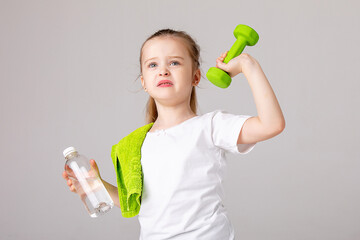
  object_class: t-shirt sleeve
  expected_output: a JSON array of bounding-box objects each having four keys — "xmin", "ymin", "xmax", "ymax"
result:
[{"xmin": 211, "ymin": 110, "xmax": 256, "ymax": 154}]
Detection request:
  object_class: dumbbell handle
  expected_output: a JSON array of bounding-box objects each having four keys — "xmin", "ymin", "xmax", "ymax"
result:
[{"xmin": 223, "ymin": 37, "xmax": 246, "ymax": 64}]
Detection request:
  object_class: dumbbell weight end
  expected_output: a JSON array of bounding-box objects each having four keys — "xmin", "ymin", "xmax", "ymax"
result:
[{"xmin": 206, "ymin": 67, "xmax": 232, "ymax": 89}]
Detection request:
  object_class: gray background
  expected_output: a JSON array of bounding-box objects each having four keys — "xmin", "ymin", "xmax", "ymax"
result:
[{"xmin": 1, "ymin": 0, "xmax": 359, "ymax": 239}]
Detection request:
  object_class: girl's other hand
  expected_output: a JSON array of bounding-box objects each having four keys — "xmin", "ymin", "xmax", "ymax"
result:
[
  {"xmin": 62, "ymin": 159, "xmax": 101, "ymax": 194},
  {"xmin": 62, "ymin": 165, "xmax": 77, "ymax": 193},
  {"xmin": 215, "ymin": 51, "xmax": 257, "ymax": 78}
]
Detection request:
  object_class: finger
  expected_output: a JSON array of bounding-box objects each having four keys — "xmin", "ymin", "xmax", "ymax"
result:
[
  {"xmin": 216, "ymin": 58, "xmax": 229, "ymax": 71},
  {"xmin": 221, "ymin": 51, "xmax": 228, "ymax": 58},
  {"xmin": 216, "ymin": 57, "xmax": 225, "ymax": 65},
  {"xmin": 65, "ymin": 165, "xmax": 76, "ymax": 179},
  {"xmin": 67, "ymin": 179, "xmax": 72, "ymax": 186},
  {"xmin": 218, "ymin": 51, "xmax": 228, "ymax": 62},
  {"xmin": 217, "ymin": 56, "xmax": 225, "ymax": 63},
  {"xmin": 90, "ymin": 159, "xmax": 97, "ymax": 169},
  {"xmin": 219, "ymin": 52, "xmax": 226, "ymax": 58},
  {"xmin": 90, "ymin": 159, "xmax": 99, "ymax": 174},
  {"xmin": 62, "ymin": 171, "xmax": 69, "ymax": 180},
  {"xmin": 90, "ymin": 159, "xmax": 100, "ymax": 178}
]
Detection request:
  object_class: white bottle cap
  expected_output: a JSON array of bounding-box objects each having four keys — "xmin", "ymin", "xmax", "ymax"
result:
[{"xmin": 63, "ymin": 146, "xmax": 77, "ymax": 157}]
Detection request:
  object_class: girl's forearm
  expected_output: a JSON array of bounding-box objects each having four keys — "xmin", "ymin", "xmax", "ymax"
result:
[
  {"xmin": 243, "ymin": 60, "xmax": 285, "ymax": 132},
  {"xmin": 101, "ymin": 179, "xmax": 120, "ymax": 208}
]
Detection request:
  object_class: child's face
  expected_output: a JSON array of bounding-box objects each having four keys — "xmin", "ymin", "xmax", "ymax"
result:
[{"xmin": 140, "ymin": 36, "xmax": 199, "ymax": 104}]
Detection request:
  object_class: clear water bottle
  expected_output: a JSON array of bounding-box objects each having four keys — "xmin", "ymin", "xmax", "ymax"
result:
[{"xmin": 63, "ymin": 147, "xmax": 114, "ymax": 217}]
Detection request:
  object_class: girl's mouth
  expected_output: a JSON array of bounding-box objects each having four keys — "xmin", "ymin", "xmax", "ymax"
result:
[
  {"xmin": 157, "ymin": 80, "xmax": 174, "ymax": 87},
  {"xmin": 158, "ymin": 83, "xmax": 173, "ymax": 87}
]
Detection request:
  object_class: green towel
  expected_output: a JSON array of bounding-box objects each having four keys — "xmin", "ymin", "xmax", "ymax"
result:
[{"xmin": 111, "ymin": 122, "xmax": 154, "ymax": 218}]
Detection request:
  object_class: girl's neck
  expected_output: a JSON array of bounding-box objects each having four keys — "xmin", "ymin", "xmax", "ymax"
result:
[{"xmin": 153, "ymin": 107, "xmax": 197, "ymax": 130}]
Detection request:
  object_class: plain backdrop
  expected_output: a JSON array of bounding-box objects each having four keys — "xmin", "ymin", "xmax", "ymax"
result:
[{"xmin": 1, "ymin": 0, "xmax": 359, "ymax": 239}]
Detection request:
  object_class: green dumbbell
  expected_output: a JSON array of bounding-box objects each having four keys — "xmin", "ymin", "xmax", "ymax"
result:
[{"xmin": 206, "ymin": 24, "xmax": 259, "ymax": 88}]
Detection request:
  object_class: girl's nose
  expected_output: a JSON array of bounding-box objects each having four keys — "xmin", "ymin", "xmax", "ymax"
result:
[{"xmin": 159, "ymin": 69, "xmax": 170, "ymax": 76}]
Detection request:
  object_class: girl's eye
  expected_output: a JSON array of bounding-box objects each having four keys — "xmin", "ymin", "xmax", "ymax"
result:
[
  {"xmin": 149, "ymin": 63, "xmax": 157, "ymax": 68},
  {"xmin": 170, "ymin": 61, "xmax": 180, "ymax": 66},
  {"xmin": 148, "ymin": 61, "xmax": 179, "ymax": 68}
]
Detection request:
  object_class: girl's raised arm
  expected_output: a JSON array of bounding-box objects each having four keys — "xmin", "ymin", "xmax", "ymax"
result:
[{"xmin": 216, "ymin": 52, "xmax": 286, "ymax": 144}]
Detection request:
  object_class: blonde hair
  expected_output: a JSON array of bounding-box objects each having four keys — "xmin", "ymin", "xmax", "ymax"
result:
[{"xmin": 139, "ymin": 29, "xmax": 201, "ymax": 124}]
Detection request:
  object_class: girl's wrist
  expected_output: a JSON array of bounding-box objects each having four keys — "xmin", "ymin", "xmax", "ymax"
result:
[{"xmin": 242, "ymin": 58, "xmax": 260, "ymax": 77}]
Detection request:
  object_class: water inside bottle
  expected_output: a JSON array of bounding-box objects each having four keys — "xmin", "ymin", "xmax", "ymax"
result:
[{"xmin": 72, "ymin": 176, "xmax": 114, "ymax": 217}]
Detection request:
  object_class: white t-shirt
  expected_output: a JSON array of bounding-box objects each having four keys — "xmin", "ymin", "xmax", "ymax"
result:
[{"xmin": 138, "ymin": 109, "xmax": 256, "ymax": 240}]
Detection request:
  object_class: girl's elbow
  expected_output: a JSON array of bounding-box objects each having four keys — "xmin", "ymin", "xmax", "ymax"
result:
[
  {"xmin": 279, "ymin": 119, "xmax": 286, "ymax": 132},
  {"xmin": 275, "ymin": 120, "xmax": 286, "ymax": 135},
  {"xmin": 267, "ymin": 121, "xmax": 285, "ymax": 136}
]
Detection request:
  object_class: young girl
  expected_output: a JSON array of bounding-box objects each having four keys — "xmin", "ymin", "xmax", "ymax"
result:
[{"xmin": 63, "ymin": 28, "xmax": 285, "ymax": 239}]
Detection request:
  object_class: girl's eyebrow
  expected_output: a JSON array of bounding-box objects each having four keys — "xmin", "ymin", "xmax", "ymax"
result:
[{"xmin": 144, "ymin": 56, "xmax": 184, "ymax": 65}]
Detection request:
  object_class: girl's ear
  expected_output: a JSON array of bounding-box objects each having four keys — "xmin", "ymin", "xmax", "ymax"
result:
[
  {"xmin": 141, "ymin": 75, "xmax": 144, "ymax": 87},
  {"xmin": 141, "ymin": 76, "xmax": 148, "ymax": 92},
  {"xmin": 193, "ymin": 69, "xmax": 201, "ymax": 86}
]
